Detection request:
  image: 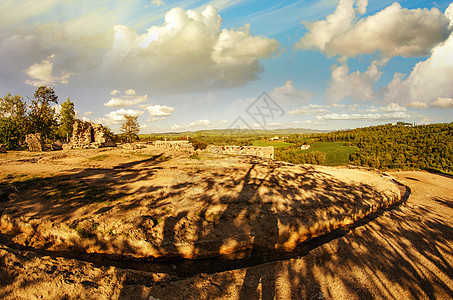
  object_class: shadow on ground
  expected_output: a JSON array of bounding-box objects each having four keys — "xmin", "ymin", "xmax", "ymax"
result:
[{"xmin": 0, "ymin": 156, "xmax": 452, "ymax": 299}]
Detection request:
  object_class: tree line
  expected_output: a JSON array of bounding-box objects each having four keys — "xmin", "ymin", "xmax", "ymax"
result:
[
  {"xmin": 311, "ymin": 123, "xmax": 453, "ymax": 174},
  {"xmin": 0, "ymin": 85, "xmax": 142, "ymax": 149},
  {"xmin": 0, "ymin": 85, "xmax": 75, "ymax": 149}
]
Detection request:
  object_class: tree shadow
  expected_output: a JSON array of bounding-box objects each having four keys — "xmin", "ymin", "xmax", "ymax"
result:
[{"xmin": 1, "ymin": 154, "xmax": 453, "ymax": 299}]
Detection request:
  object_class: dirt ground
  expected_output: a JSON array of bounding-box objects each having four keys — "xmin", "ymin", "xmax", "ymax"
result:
[{"xmin": 0, "ymin": 147, "xmax": 452, "ymax": 299}]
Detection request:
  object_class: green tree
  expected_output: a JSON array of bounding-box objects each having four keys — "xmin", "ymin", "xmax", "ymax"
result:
[
  {"xmin": 58, "ymin": 98, "xmax": 75, "ymax": 142},
  {"xmin": 120, "ymin": 115, "xmax": 140, "ymax": 142},
  {"xmin": 28, "ymin": 85, "xmax": 59, "ymax": 141},
  {"xmin": 0, "ymin": 93, "xmax": 28, "ymax": 149}
]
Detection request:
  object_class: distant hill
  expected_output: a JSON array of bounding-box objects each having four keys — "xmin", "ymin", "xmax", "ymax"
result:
[{"xmin": 140, "ymin": 128, "xmax": 327, "ymax": 137}]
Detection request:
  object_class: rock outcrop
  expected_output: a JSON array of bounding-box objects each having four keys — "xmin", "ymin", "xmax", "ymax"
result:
[
  {"xmin": 25, "ymin": 133, "xmax": 43, "ymax": 152},
  {"xmin": 65, "ymin": 120, "xmax": 116, "ymax": 149}
]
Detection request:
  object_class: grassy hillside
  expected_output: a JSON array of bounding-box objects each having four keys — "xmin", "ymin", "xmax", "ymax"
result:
[
  {"xmin": 252, "ymin": 140, "xmax": 295, "ymax": 148},
  {"xmin": 138, "ymin": 127, "xmax": 326, "ymax": 139},
  {"xmin": 315, "ymin": 123, "xmax": 453, "ymax": 174},
  {"xmin": 299, "ymin": 142, "xmax": 359, "ymax": 165}
]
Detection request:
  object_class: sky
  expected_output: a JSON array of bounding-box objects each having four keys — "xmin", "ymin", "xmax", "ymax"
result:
[{"xmin": 1, "ymin": 0, "xmax": 453, "ymax": 133}]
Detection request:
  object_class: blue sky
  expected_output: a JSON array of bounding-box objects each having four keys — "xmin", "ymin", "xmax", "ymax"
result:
[{"xmin": 1, "ymin": 0, "xmax": 452, "ymax": 133}]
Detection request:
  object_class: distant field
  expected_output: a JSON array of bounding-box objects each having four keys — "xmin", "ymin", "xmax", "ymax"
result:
[
  {"xmin": 299, "ymin": 142, "xmax": 358, "ymax": 165},
  {"xmin": 252, "ymin": 140, "xmax": 295, "ymax": 148}
]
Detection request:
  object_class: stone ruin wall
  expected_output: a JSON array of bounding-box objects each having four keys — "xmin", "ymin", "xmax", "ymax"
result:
[
  {"xmin": 66, "ymin": 120, "xmax": 116, "ymax": 149},
  {"xmin": 153, "ymin": 140, "xmax": 195, "ymax": 152},
  {"xmin": 25, "ymin": 133, "xmax": 43, "ymax": 152},
  {"xmin": 205, "ymin": 145, "xmax": 274, "ymax": 159}
]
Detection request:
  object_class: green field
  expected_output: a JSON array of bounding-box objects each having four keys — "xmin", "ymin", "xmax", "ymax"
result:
[
  {"xmin": 252, "ymin": 140, "xmax": 295, "ymax": 148},
  {"xmin": 299, "ymin": 142, "xmax": 358, "ymax": 165}
]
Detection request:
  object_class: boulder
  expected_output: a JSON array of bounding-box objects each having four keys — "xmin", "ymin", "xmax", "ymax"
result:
[{"xmin": 0, "ymin": 144, "xmax": 6, "ymax": 153}]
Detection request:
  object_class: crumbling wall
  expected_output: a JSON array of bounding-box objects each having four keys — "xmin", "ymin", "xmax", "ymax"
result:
[
  {"xmin": 25, "ymin": 133, "xmax": 43, "ymax": 152},
  {"xmin": 206, "ymin": 145, "xmax": 274, "ymax": 159},
  {"xmin": 153, "ymin": 141, "xmax": 195, "ymax": 152},
  {"xmin": 66, "ymin": 120, "xmax": 116, "ymax": 149}
]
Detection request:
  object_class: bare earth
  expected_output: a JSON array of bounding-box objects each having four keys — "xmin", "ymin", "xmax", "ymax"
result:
[{"xmin": 0, "ymin": 147, "xmax": 452, "ymax": 299}]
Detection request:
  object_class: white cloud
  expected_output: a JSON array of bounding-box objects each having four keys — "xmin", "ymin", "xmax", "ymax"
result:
[
  {"xmin": 151, "ymin": 0, "xmax": 165, "ymax": 7},
  {"xmin": 25, "ymin": 54, "xmax": 73, "ymax": 86},
  {"xmin": 288, "ymin": 104, "xmax": 331, "ymax": 115},
  {"xmin": 171, "ymin": 119, "xmax": 211, "ymax": 130},
  {"xmin": 125, "ymin": 89, "xmax": 136, "ymax": 96},
  {"xmin": 365, "ymin": 103, "xmax": 407, "ymax": 113},
  {"xmin": 103, "ymin": 108, "xmax": 144, "ymax": 125},
  {"xmin": 1, "ymin": 5, "xmax": 278, "ymax": 95},
  {"xmin": 217, "ymin": 119, "xmax": 228, "ymax": 125},
  {"xmin": 103, "ymin": 6, "xmax": 279, "ymax": 91},
  {"xmin": 325, "ymin": 59, "xmax": 387, "ymax": 103},
  {"xmin": 383, "ymin": 4, "xmax": 453, "ymax": 107},
  {"xmin": 148, "ymin": 117, "xmax": 166, "ymax": 122},
  {"xmin": 433, "ymin": 97, "xmax": 453, "ymax": 108},
  {"xmin": 83, "ymin": 111, "xmax": 93, "ymax": 116},
  {"xmin": 297, "ymin": 0, "xmax": 451, "ymax": 57},
  {"xmin": 269, "ymin": 80, "xmax": 314, "ymax": 105},
  {"xmin": 144, "ymin": 105, "xmax": 175, "ymax": 116},
  {"xmin": 104, "ymin": 89, "xmax": 148, "ymax": 107},
  {"xmin": 316, "ymin": 111, "xmax": 411, "ymax": 121},
  {"xmin": 407, "ymin": 102, "xmax": 429, "ymax": 109}
]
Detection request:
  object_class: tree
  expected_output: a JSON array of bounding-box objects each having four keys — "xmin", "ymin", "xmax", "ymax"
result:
[
  {"xmin": 120, "ymin": 115, "xmax": 139, "ymax": 142},
  {"xmin": 28, "ymin": 85, "xmax": 59, "ymax": 141},
  {"xmin": 58, "ymin": 98, "xmax": 75, "ymax": 142},
  {"xmin": 0, "ymin": 93, "xmax": 28, "ymax": 149}
]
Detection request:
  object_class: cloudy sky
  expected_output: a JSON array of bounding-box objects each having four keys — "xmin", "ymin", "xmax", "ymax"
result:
[{"xmin": 1, "ymin": 0, "xmax": 453, "ymax": 133}]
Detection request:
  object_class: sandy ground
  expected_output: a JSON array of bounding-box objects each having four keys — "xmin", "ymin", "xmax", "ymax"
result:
[{"xmin": 0, "ymin": 147, "xmax": 452, "ymax": 299}]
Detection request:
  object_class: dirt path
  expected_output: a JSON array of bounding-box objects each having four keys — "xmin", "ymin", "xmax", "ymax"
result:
[{"xmin": 1, "ymin": 151, "xmax": 452, "ymax": 299}]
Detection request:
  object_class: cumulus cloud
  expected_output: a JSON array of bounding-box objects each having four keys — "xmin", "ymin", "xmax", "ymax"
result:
[
  {"xmin": 433, "ymin": 97, "xmax": 453, "ymax": 108},
  {"xmin": 103, "ymin": 6, "xmax": 279, "ymax": 91},
  {"xmin": 316, "ymin": 111, "xmax": 410, "ymax": 121},
  {"xmin": 383, "ymin": 3, "xmax": 453, "ymax": 107},
  {"xmin": 297, "ymin": 0, "xmax": 451, "ymax": 57},
  {"xmin": 25, "ymin": 54, "xmax": 73, "ymax": 86},
  {"xmin": 103, "ymin": 108, "xmax": 144, "ymax": 125},
  {"xmin": 269, "ymin": 80, "xmax": 314, "ymax": 105},
  {"xmin": 1, "ymin": 4, "xmax": 278, "ymax": 94},
  {"xmin": 325, "ymin": 59, "xmax": 387, "ymax": 103},
  {"xmin": 83, "ymin": 111, "xmax": 93, "ymax": 116},
  {"xmin": 104, "ymin": 89, "xmax": 148, "ymax": 107},
  {"xmin": 288, "ymin": 104, "xmax": 331, "ymax": 115},
  {"xmin": 171, "ymin": 119, "xmax": 211, "ymax": 130},
  {"xmin": 144, "ymin": 105, "xmax": 175, "ymax": 116},
  {"xmin": 365, "ymin": 103, "xmax": 407, "ymax": 113},
  {"xmin": 407, "ymin": 102, "xmax": 429, "ymax": 109}
]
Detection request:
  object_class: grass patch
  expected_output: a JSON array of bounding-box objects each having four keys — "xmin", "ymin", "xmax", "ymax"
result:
[
  {"xmin": 69, "ymin": 221, "xmax": 99, "ymax": 238},
  {"xmin": 128, "ymin": 152, "xmax": 172, "ymax": 162},
  {"xmin": 252, "ymin": 140, "xmax": 295, "ymax": 148},
  {"xmin": 189, "ymin": 154, "xmax": 200, "ymax": 160},
  {"xmin": 3, "ymin": 175, "xmax": 127, "ymax": 204},
  {"xmin": 88, "ymin": 154, "xmax": 109, "ymax": 161},
  {"xmin": 299, "ymin": 142, "xmax": 358, "ymax": 165}
]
